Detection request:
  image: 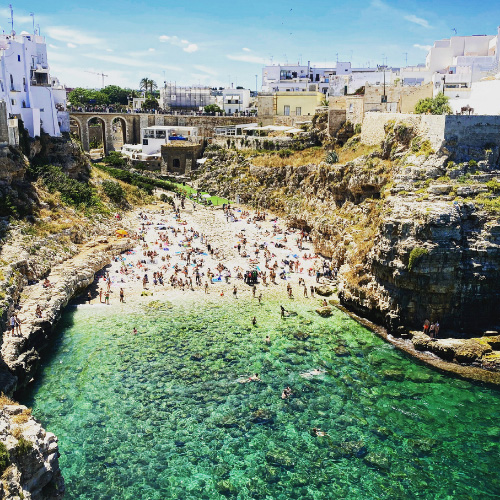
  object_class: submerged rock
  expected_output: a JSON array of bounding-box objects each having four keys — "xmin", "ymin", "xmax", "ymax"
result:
[
  {"xmin": 250, "ymin": 408, "xmax": 274, "ymax": 424},
  {"xmin": 315, "ymin": 285, "xmax": 335, "ymax": 297},
  {"xmin": 316, "ymin": 306, "xmax": 333, "ymax": 318},
  {"xmin": 293, "ymin": 331, "xmax": 310, "ymax": 341},
  {"xmin": 265, "ymin": 448, "xmax": 295, "ymax": 469}
]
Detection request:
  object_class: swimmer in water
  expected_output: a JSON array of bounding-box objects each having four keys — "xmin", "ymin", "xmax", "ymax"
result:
[
  {"xmin": 265, "ymin": 335, "xmax": 271, "ymax": 344},
  {"xmin": 312, "ymin": 427, "xmax": 327, "ymax": 437},
  {"xmin": 133, "ymin": 327, "xmax": 138, "ymax": 334},
  {"xmin": 252, "ymin": 316, "xmax": 257, "ymax": 327}
]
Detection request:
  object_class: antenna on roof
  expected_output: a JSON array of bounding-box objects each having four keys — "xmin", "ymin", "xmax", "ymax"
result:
[
  {"xmin": 9, "ymin": 4, "xmax": 14, "ymax": 35},
  {"xmin": 30, "ymin": 12, "xmax": 34, "ymax": 34}
]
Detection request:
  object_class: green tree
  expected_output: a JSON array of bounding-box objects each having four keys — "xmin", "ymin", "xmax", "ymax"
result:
[
  {"xmin": 101, "ymin": 85, "xmax": 129, "ymax": 105},
  {"xmin": 204, "ymin": 104, "xmax": 223, "ymax": 114},
  {"xmin": 142, "ymin": 97, "xmax": 159, "ymax": 110},
  {"xmin": 68, "ymin": 87, "xmax": 109, "ymax": 106},
  {"xmin": 414, "ymin": 93, "xmax": 452, "ymax": 115}
]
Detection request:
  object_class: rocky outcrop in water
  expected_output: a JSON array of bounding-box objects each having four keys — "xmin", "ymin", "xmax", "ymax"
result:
[{"xmin": 0, "ymin": 400, "xmax": 64, "ymax": 499}]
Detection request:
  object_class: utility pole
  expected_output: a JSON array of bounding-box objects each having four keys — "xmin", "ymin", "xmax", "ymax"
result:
[
  {"xmin": 403, "ymin": 52, "xmax": 408, "ymax": 66},
  {"xmin": 255, "ymin": 74, "xmax": 258, "ymax": 93}
]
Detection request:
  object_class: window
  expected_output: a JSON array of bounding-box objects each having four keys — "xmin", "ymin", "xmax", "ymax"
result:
[
  {"xmin": 11, "ymin": 99, "xmax": 16, "ymax": 105},
  {"xmin": 143, "ymin": 139, "xmax": 149, "ymax": 145},
  {"xmin": 284, "ymin": 105, "xmax": 290, "ymax": 116},
  {"xmin": 10, "ymin": 74, "xmax": 14, "ymax": 91},
  {"xmin": 156, "ymin": 130, "xmax": 166, "ymax": 139},
  {"xmin": 349, "ymin": 104, "xmax": 354, "ymax": 112},
  {"xmin": 296, "ymin": 107, "xmax": 301, "ymax": 116},
  {"xmin": 173, "ymin": 158, "xmax": 181, "ymax": 169},
  {"xmin": 17, "ymin": 55, "xmax": 20, "ymax": 62}
]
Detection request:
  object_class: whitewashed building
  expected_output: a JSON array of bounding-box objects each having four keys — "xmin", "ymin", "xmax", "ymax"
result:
[
  {"xmin": 122, "ymin": 125, "xmax": 199, "ymax": 161},
  {"xmin": 0, "ymin": 30, "xmax": 68, "ymax": 138},
  {"xmin": 222, "ymin": 88, "xmax": 251, "ymax": 114},
  {"xmin": 160, "ymin": 84, "xmax": 214, "ymax": 111},
  {"xmin": 262, "ymin": 62, "xmax": 400, "ymax": 96}
]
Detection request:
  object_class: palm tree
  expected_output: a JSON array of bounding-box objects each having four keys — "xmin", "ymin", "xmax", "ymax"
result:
[{"xmin": 139, "ymin": 78, "xmax": 157, "ymax": 95}]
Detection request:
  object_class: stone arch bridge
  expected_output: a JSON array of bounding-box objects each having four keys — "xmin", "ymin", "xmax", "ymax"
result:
[
  {"xmin": 69, "ymin": 112, "xmax": 141, "ymax": 155},
  {"xmin": 69, "ymin": 112, "xmax": 265, "ymax": 154}
]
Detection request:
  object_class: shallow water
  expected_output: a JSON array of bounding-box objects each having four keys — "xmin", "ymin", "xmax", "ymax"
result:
[{"xmin": 22, "ymin": 298, "xmax": 500, "ymax": 499}]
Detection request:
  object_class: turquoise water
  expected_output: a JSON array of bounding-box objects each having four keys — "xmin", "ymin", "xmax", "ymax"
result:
[{"xmin": 22, "ymin": 298, "xmax": 500, "ymax": 500}]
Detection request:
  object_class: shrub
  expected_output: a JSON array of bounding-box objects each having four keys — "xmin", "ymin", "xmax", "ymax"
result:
[
  {"xmin": 15, "ymin": 436, "xmax": 33, "ymax": 456},
  {"xmin": 103, "ymin": 152, "xmax": 127, "ymax": 167},
  {"xmin": 325, "ymin": 151, "xmax": 339, "ymax": 164},
  {"xmin": 408, "ymin": 247, "xmax": 428, "ymax": 271},
  {"xmin": 354, "ymin": 123, "xmax": 362, "ymax": 135},
  {"xmin": 102, "ymin": 180, "xmax": 125, "ymax": 204},
  {"xmin": 486, "ymin": 178, "xmax": 500, "ymax": 193},
  {"xmin": 28, "ymin": 164, "xmax": 96, "ymax": 207},
  {"xmin": 0, "ymin": 442, "xmax": 9, "ymax": 474},
  {"xmin": 278, "ymin": 149, "xmax": 293, "ymax": 158},
  {"xmin": 468, "ymin": 160, "xmax": 478, "ymax": 168},
  {"xmin": 414, "ymin": 93, "xmax": 452, "ymax": 115},
  {"xmin": 160, "ymin": 193, "xmax": 173, "ymax": 204}
]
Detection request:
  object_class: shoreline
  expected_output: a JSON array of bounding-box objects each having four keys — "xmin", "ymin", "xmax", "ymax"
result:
[{"xmin": 3, "ymin": 197, "xmax": 500, "ymax": 396}]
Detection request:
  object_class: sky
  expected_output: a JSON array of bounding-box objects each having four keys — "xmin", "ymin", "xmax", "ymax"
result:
[{"xmin": 5, "ymin": 0, "xmax": 500, "ymax": 90}]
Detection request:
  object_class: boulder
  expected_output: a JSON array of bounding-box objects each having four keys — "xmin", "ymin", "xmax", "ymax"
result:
[
  {"xmin": 316, "ymin": 306, "xmax": 333, "ymax": 317},
  {"xmin": 454, "ymin": 340, "xmax": 491, "ymax": 363},
  {"xmin": 411, "ymin": 332, "xmax": 432, "ymax": 351},
  {"xmin": 315, "ymin": 285, "xmax": 335, "ymax": 296}
]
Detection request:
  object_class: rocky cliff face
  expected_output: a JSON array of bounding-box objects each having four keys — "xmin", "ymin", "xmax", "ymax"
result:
[
  {"xmin": 0, "ymin": 400, "xmax": 64, "ymax": 500},
  {"xmin": 195, "ymin": 130, "xmax": 500, "ymax": 335}
]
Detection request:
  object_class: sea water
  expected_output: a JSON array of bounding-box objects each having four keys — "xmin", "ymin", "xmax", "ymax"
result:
[{"xmin": 22, "ymin": 298, "xmax": 500, "ymax": 499}]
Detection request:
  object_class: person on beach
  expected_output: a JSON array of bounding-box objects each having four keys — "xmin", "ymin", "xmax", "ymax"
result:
[
  {"xmin": 258, "ymin": 293, "xmax": 262, "ymax": 304},
  {"xmin": 310, "ymin": 286, "xmax": 315, "ymax": 298},
  {"xmin": 9, "ymin": 315, "xmax": 15, "ymax": 335},
  {"xmin": 311, "ymin": 428, "xmax": 327, "ymax": 437},
  {"xmin": 252, "ymin": 316, "xmax": 257, "ymax": 327},
  {"xmin": 99, "ymin": 288, "xmax": 103, "ymax": 303},
  {"xmin": 87, "ymin": 291, "xmax": 92, "ymax": 304},
  {"xmin": 133, "ymin": 327, "xmax": 137, "ymax": 334},
  {"xmin": 105, "ymin": 291, "xmax": 110, "ymax": 305},
  {"xmin": 120, "ymin": 288, "xmax": 124, "ymax": 303},
  {"xmin": 35, "ymin": 304, "xmax": 42, "ymax": 318},
  {"xmin": 233, "ymin": 286, "xmax": 238, "ymax": 298},
  {"xmin": 423, "ymin": 319, "xmax": 430, "ymax": 335},
  {"xmin": 204, "ymin": 282, "xmax": 209, "ymax": 294}
]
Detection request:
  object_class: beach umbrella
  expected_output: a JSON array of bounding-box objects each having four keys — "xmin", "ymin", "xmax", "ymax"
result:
[
  {"xmin": 201, "ymin": 193, "xmax": 211, "ymax": 198},
  {"xmin": 116, "ymin": 229, "xmax": 128, "ymax": 236}
]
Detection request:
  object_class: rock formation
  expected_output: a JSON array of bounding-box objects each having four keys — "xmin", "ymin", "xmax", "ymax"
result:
[{"xmin": 195, "ymin": 124, "xmax": 500, "ymax": 337}]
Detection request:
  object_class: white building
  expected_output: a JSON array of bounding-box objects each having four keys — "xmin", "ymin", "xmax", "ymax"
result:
[
  {"xmin": 222, "ymin": 88, "xmax": 251, "ymax": 114},
  {"xmin": 425, "ymin": 28, "xmax": 500, "ymax": 97},
  {"xmin": 262, "ymin": 61, "xmax": 400, "ymax": 96},
  {"xmin": 0, "ymin": 30, "xmax": 68, "ymax": 138},
  {"xmin": 122, "ymin": 125, "xmax": 199, "ymax": 161}
]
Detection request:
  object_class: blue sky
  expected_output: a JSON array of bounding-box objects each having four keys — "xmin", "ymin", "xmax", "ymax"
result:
[{"xmin": 5, "ymin": 0, "xmax": 500, "ymax": 90}]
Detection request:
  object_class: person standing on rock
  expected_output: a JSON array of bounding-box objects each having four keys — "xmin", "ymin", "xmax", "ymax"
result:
[
  {"xmin": 14, "ymin": 314, "xmax": 22, "ymax": 335},
  {"xmin": 423, "ymin": 319, "xmax": 430, "ymax": 335},
  {"xmin": 434, "ymin": 321, "xmax": 440, "ymax": 339},
  {"xmin": 9, "ymin": 315, "xmax": 16, "ymax": 335}
]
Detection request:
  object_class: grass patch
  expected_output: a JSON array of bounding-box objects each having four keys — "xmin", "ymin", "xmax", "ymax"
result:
[{"xmin": 408, "ymin": 247, "xmax": 428, "ymax": 271}]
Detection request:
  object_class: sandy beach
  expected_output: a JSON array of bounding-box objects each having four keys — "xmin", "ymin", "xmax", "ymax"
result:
[{"xmin": 93, "ymin": 200, "xmax": 334, "ymax": 312}]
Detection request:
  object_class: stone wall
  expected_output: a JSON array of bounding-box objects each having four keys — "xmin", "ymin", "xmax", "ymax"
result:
[
  {"xmin": 360, "ymin": 112, "xmax": 500, "ymax": 161},
  {"xmin": 161, "ymin": 143, "xmax": 203, "ymax": 175},
  {"xmin": 211, "ymin": 135, "xmax": 295, "ymax": 151},
  {"xmin": 328, "ymin": 109, "xmax": 346, "ymax": 136}
]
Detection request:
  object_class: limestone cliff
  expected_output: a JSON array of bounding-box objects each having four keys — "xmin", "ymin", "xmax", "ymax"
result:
[
  {"xmin": 194, "ymin": 128, "xmax": 500, "ymax": 336},
  {"xmin": 0, "ymin": 399, "xmax": 64, "ymax": 499}
]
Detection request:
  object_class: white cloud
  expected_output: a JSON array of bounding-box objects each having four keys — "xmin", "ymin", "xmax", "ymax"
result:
[
  {"xmin": 82, "ymin": 52, "xmax": 181, "ymax": 72},
  {"xmin": 227, "ymin": 54, "xmax": 267, "ymax": 64},
  {"xmin": 414, "ymin": 43, "xmax": 432, "ymax": 51},
  {"xmin": 193, "ymin": 64, "xmax": 218, "ymax": 76},
  {"xmin": 242, "ymin": 47, "xmax": 251, "ymax": 52},
  {"xmin": 148, "ymin": 48, "xmax": 155, "ymax": 52},
  {"xmin": 184, "ymin": 43, "xmax": 198, "ymax": 53},
  {"xmin": 67, "ymin": 43, "xmax": 77, "ymax": 48},
  {"xmin": 159, "ymin": 34, "xmax": 199, "ymax": 53},
  {"xmin": 46, "ymin": 26, "xmax": 103, "ymax": 45},
  {"xmin": 106, "ymin": 48, "xmax": 113, "ymax": 52},
  {"xmin": 404, "ymin": 14, "xmax": 430, "ymax": 28},
  {"xmin": 49, "ymin": 44, "xmax": 58, "ymax": 49}
]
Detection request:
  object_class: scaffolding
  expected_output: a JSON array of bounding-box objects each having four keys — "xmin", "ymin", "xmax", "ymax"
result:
[{"xmin": 161, "ymin": 83, "xmax": 214, "ymax": 111}]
